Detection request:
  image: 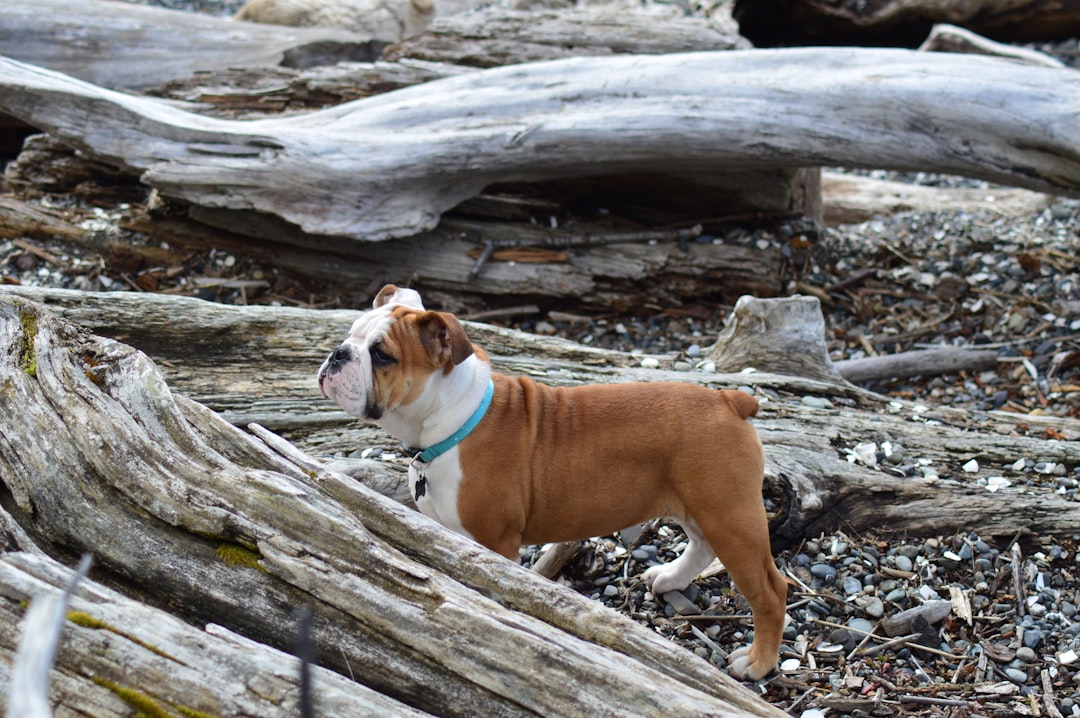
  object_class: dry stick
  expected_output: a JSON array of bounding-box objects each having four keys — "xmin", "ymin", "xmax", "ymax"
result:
[
  {"xmin": 1012, "ymin": 542, "xmax": 1026, "ymax": 619},
  {"xmin": 1042, "ymin": 669, "xmax": 1066, "ymax": 718},
  {"xmin": 900, "ymin": 695, "xmax": 975, "ymax": 708},
  {"xmin": 812, "ymin": 618, "xmax": 962, "ymax": 659}
]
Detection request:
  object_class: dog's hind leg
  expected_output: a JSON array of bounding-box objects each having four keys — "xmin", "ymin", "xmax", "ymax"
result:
[{"xmin": 641, "ymin": 518, "xmax": 716, "ymax": 596}]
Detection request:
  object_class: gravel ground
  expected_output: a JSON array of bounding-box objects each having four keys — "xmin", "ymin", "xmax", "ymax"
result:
[{"xmin": 5, "ymin": 5, "xmax": 1080, "ymax": 715}]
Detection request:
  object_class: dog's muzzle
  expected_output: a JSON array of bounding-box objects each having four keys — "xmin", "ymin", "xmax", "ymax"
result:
[{"xmin": 318, "ymin": 344, "xmax": 352, "ymax": 397}]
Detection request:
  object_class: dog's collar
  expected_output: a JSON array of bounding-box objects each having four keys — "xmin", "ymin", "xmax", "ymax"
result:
[{"xmin": 411, "ymin": 379, "xmax": 494, "ymax": 463}]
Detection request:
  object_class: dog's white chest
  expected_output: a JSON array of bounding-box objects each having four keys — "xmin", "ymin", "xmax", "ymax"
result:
[{"xmin": 410, "ymin": 448, "xmax": 471, "ymax": 539}]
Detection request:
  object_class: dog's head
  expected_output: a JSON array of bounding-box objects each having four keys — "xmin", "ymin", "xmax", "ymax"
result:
[{"xmin": 317, "ymin": 285, "xmax": 474, "ymax": 422}]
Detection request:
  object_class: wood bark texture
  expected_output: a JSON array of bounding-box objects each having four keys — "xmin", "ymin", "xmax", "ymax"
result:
[
  {"xmin": 1, "ymin": 48, "xmax": 1079, "ymax": 241},
  {"xmin": 3, "ymin": 285, "xmax": 1079, "ymax": 547},
  {"xmin": 0, "ymin": 0, "xmax": 378, "ymax": 91},
  {"xmin": 0, "ymin": 291, "xmax": 784, "ymax": 717},
  {"xmin": 381, "ymin": 5, "xmax": 749, "ymax": 66}
]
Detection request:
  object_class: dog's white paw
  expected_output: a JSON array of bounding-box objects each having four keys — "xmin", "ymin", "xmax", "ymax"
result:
[
  {"xmin": 727, "ymin": 645, "xmax": 773, "ymax": 681},
  {"xmin": 642, "ymin": 564, "xmax": 690, "ymax": 596}
]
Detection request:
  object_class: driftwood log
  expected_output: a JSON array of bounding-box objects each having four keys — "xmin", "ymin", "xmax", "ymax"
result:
[
  {"xmin": 2, "ymin": 286, "xmax": 1079, "ymax": 713},
  {"xmin": 0, "ymin": 0, "xmax": 380, "ymax": 91},
  {"xmin": 0, "ymin": 291, "xmax": 784, "ymax": 717},
  {"xmin": 380, "ymin": 5, "xmax": 749, "ymax": 66},
  {"xmin": 3, "ymin": 285, "xmax": 1079, "ymax": 544},
  {"xmin": 1, "ymin": 48, "xmax": 1079, "ymax": 241}
]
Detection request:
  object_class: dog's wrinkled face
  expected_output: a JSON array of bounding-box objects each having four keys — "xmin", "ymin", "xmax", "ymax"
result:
[{"xmin": 317, "ymin": 285, "xmax": 473, "ymax": 422}]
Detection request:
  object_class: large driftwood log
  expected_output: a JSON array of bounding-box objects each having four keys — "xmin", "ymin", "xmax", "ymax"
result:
[
  {"xmin": 3, "ymin": 285, "xmax": 1078, "ymax": 548},
  {"xmin": 381, "ymin": 5, "xmax": 749, "ymax": 66},
  {"xmin": 1, "ymin": 49, "xmax": 1078, "ymax": 241},
  {"xmin": 1, "ymin": 553, "xmax": 428, "ymax": 717},
  {"xmin": 0, "ymin": 292, "xmax": 782, "ymax": 717},
  {"xmin": 0, "ymin": 0, "xmax": 378, "ymax": 91},
  {"xmin": 0, "ymin": 192, "xmax": 784, "ymax": 308}
]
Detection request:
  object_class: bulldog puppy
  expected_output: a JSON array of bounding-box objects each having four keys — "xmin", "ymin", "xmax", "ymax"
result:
[{"xmin": 318, "ymin": 284, "xmax": 787, "ymax": 680}]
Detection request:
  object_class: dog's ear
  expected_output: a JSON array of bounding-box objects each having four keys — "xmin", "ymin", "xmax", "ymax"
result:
[
  {"xmin": 373, "ymin": 284, "xmax": 400, "ymax": 308},
  {"xmin": 374, "ymin": 284, "xmax": 426, "ymax": 311},
  {"xmin": 417, "ymin": 311, "xmax": 474, "ymax": 368}
]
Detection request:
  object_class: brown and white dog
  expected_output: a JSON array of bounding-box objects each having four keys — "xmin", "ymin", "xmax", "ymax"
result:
[{"xmin": 317, "ymin": 284, "xmax": 787, "ymax": 680}]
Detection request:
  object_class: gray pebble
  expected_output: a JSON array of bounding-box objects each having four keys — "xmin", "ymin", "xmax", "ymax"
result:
[
  {"xmin": 1016, "ymin": 646, "xmax": 1037, "ymax": 663},
  {"xmin": 863, "ymin": 597, "xmax": 885, "ymax": 619},
  {"xmin": 662, "ymin": 590, "xmax": 701, "ymax": 616},
  {"xmin": 848, "ymin": 617, "xmax": 875, "ymax": 635},
  {"xmin": 801, "ymin": 396, "xmax": 834, "ymax": 410},
  {"xmin": 898, "ymin": 545, "xmax": 922, "ymax": 560},
  {"xmin": 894, "ymin": 555, "xmax": 914, "ymax": 572},
  {"xmin": 673, "ymin": 361, "xmax": 693, "ymax": 372},
  {"xmin": 686, "ymin": 344, "xmax": 702, "ymax": 358},
  {"xmin": 603, "ymin": 584, "xmax": 620, "ymax": 598},
  {"xmin": 842, "ymin": 576, "xmax": 863, "ymax": 596},
  {"xmin": 1023, "ymin": 629, "xmax": 1044, "ymax": 649},
  {"xmin": 1004, "ymin": 667, "xmax": 1029, "ymax": 684},
  {"xmin": 810, "ymin": 563, "xmax": 838, "ymax": 585},
  {"xmin": 885, "ymin": 588, "xmax": 909, "ymax": 605}
]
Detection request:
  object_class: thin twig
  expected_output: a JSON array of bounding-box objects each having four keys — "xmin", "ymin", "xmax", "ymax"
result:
[
  {"xmin": 1042, "ymin": 669, "xmax": 1066, "ymax": 718},
  {"xmin": 1012, "ymin": 542, "xmax": 1026, "ymax": 619}
]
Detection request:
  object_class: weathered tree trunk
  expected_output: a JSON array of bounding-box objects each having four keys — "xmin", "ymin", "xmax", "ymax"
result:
[
  {"xmin": 3, "ymin": 285, "xmax": 1078, "ymax": 547},
  {"xmin": 381, "ymin": 5, "xmax": 749, "ymax": 66},
  {"xmin": 0, "ymin": 0, "xmax": 379, "ymax": 91},
  {"xmin": 1, "ymin": 48, "xmax": 1078, "ymax": 241},
  {"xmin": 0, "ymin": 292, "xmax": 783, "ymax": 717},
  {"xmin": 820, "ymin": 170, "xmax": 1051, "ymax": 225}
]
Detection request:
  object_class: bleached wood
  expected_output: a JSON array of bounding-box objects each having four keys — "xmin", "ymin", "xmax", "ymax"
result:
[
  {"xmin": 0, "ymin": 292, "xmax": 782, "ymax": 717},
  {"xmin": 3, "ymin": 285, "xmax": 1078, "ymax": 548},
  {"xmin": 0, "ymin": 48, "xmax": 1078, "ymax": 240},
  {"xmin": 0, "ymin": 553, "xmax": 430, "ymax": 717},
  {"xmin": 0, "ymin": 0, "xmax": 373, "ymax": 91}
]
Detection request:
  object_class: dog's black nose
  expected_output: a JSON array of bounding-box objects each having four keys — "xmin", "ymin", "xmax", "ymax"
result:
[{"xmin": 325, "ymin": 345, "xmax": 352, "ymax": 373}]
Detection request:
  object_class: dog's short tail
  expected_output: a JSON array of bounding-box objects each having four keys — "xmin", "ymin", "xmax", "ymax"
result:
[{"xmin": 725, "ymin": 389, "xmax": 760, "ymax": 420}]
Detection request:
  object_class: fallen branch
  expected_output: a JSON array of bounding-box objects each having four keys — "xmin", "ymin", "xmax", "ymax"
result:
[
  {"xmin": 3, "ymin": 285, "xmax": 1078, "ymax": 551},
  {"xmin": 1, "ymin": 48, "xmax": 1078, "ymax": 240},
  {"xmin": 0, "ymin": 292, "xmax": 780, "ymax": 717},
  {"xmin": 835, "ymin": 347, "xmax": 1001, "ymax": 384}
]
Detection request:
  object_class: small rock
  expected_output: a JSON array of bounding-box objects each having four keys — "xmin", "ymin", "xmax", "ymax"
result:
[
  {"xmin": 1016, "ymin": 646, "xmax": 1037, "ymax": 663},
  {"xmin": 603, "ymin": 584, "xmax": 620, "ymax": 598},
  {"xmin": 1004, "ymin": 667, "xmax": 1030, "ymax": 684},
  {"xmin": 673, "ymin": 361, "xmax": 693, "ymax": 372},
  {"xmin": 640, "ymin": 357, "xmax": 660, "ymax": 369},
  {"xmin": 898, "ymin": 545, "xmax": 921, "ymax": 560},
  {"xmin": 885, "ymin": 589, "xmax": 909, "ymax": 605},
  {"xmin": 662, "ymin": 590, "xmax": 700, "ymax": 616},
  {"xmin": 801, "ymin": 396, "xmax": 834, "ymax": 410},
  {"xmin": 809, "ymin": 563, "xmax": 838, "ymax": 585},
  {"xmin": 863, "ymin": 597, "xmax": 885, "ymax": 619},
  {"xmin": 894, "ymin": 555, "xmax": 914, "ymax": 573},
  {"xmin": 686, "ymin": 344, "xmax": 702, "ymax": 358},
  {"xmin": 780, "ymin": 657, "xmax": 801, "ymax": 672},
  {"xmin": 842, "ymin": 576, "xmax": 862, "ymax": 596},
  {"xmin": 848, "ymin": 617, "xmax": 875, "ymax": 635}
]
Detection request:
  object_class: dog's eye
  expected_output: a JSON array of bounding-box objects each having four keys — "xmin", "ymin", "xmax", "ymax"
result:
[{"xmin": 370, "ymin": 345, "xmax": 395, "ymax": 367}]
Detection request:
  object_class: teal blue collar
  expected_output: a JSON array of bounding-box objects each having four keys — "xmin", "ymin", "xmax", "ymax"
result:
[{"xmin": 416, "ymin": 379, "xmax": 494, "ymax": 463}]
